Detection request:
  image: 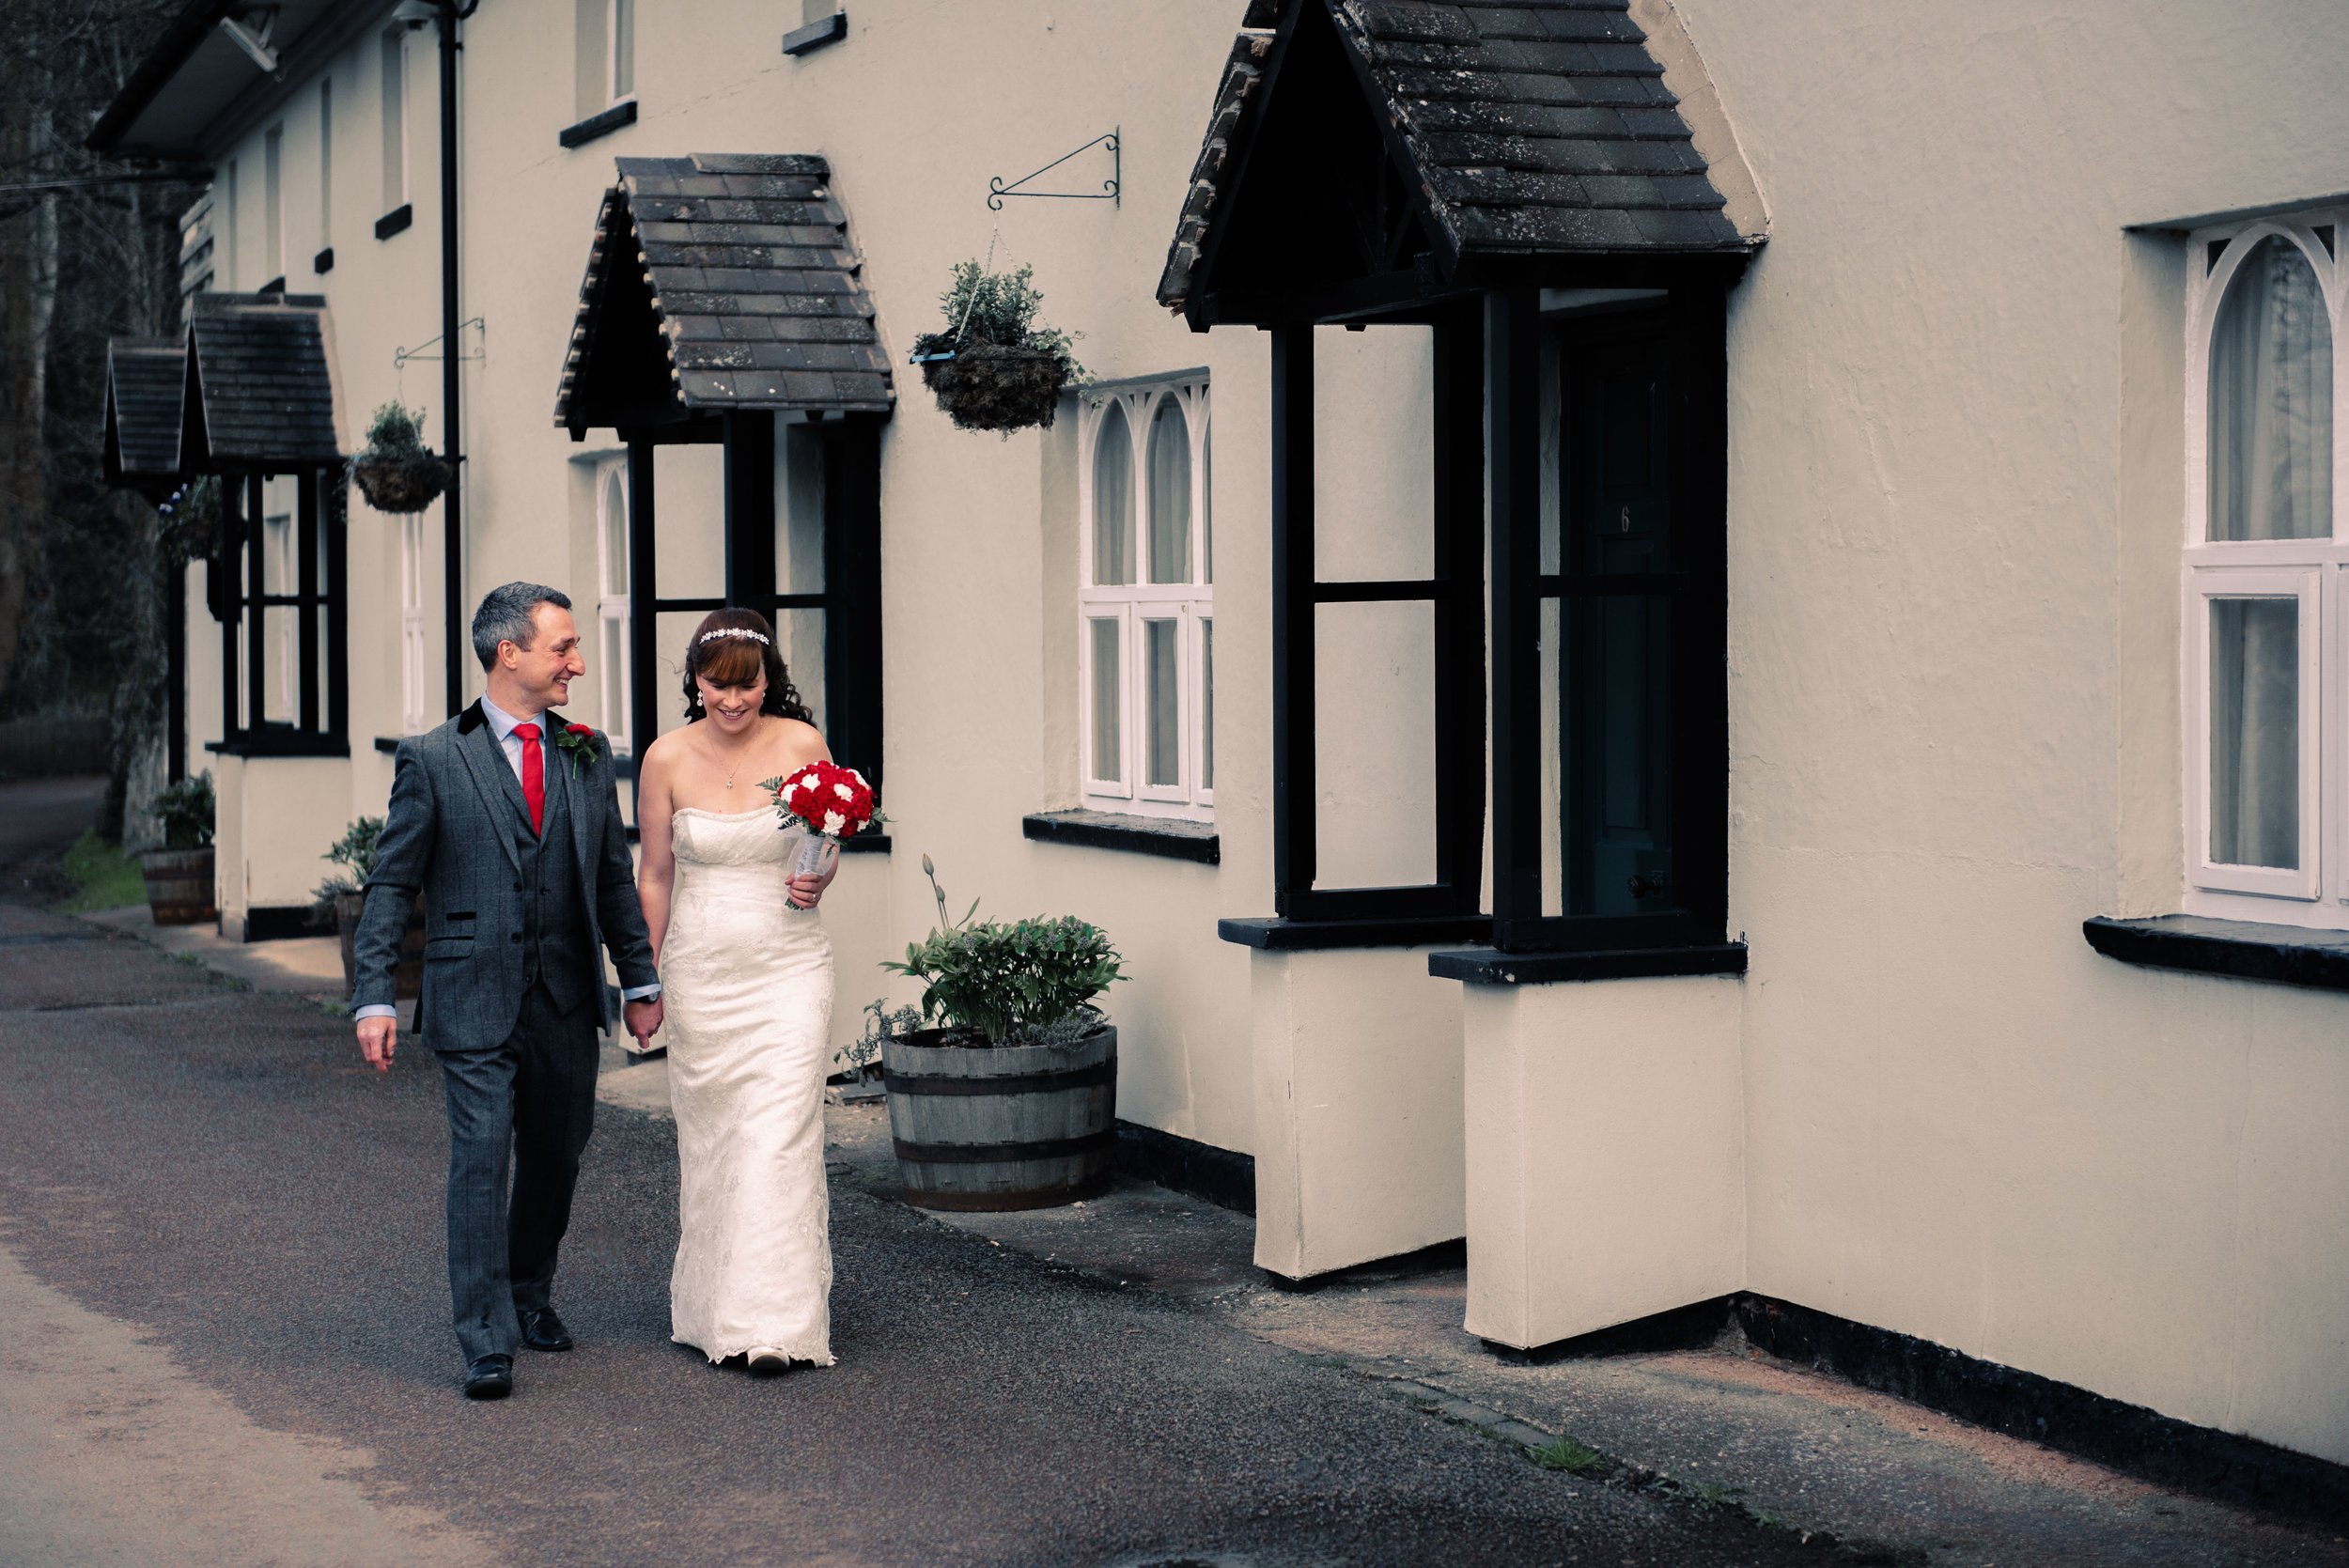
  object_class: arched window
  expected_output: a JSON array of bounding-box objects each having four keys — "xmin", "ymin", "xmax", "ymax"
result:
[
  {"xmin": 596, "ymin": 458, "xmax": 632, "ymax": 753},
  {"xmin": 2185, "ymin": 214, "xmax": 2341, "ymax": 917},
  {"xmin": 1080, "ymin": 377, "xmax": 1211, "ymax": 815},
  {"xmin": 2207, "ymin": 235, "xmax": 2331, "ymax": 542},
  {"xmin": 1093, "ymin": 399, "xmax": 1134, "ymax": 586}
]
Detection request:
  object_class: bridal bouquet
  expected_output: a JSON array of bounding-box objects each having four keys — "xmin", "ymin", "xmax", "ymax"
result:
[{"xmin": 763, "ymin": 762, "xmax": 886, "ymax": 908}]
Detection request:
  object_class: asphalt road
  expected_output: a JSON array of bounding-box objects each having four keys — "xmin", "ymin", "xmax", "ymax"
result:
[{"xmin": 0, "ymin": 911, "xmax": 1906, "ymax": 1568}]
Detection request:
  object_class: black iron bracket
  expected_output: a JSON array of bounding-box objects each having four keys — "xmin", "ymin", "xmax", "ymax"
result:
[{"xmin": 988, "ymin": 129, "xmax": 1118, "ymax": 211}]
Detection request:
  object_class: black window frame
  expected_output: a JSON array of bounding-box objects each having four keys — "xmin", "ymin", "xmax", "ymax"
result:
[
  {"xmin": 621, "ymin": 409, "xmax": 884, "ymax": 798},
  {"xmin": 1263, "ymin": 309, "xmax": 1489, "ymax": 933},
  {"xmin": 209, "ymin": 466, "xmax": 350, "ymax": 758},
  {"xmin": 1487, "ymin": 284, "xmax": 1730, "ymax": 955}
]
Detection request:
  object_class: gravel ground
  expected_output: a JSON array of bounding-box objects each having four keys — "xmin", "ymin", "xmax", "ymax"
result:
[{"xmin": 0, "ymin": 921, "xmax": 1914, "ymax": 1568}]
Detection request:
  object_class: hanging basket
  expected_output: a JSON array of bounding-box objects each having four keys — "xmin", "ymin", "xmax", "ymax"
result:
[
  {"xmin": 351, "ymin": 447, "xmax": 452, "ymax": 513},
  {"xmin": 913, "ymin": 334, "xmax": 1072, "ymax": 434}
]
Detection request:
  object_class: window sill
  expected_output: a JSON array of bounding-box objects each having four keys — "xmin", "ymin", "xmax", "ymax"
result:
[
  {"xmin": 1218, "ymin": 914, "xmax": 1492, "ymax": 951},
  {"xmin": 374, "ymin": 205, "xmax": 412, "ymax": 241},
  {"xmin": 2083, "ymin": 914, "xmax": 2349, "ymax": 992},
  {"xmin": 559, "ymin": 99, "xmax": 637, "ymax": 149},
  {"xmin": 1023, "ymin": 810, "xmax": 1217, "ymax": 864},
  {"xmin": 781, "ymin": 11, "xmax": 847, "ymax": 54},
  {"xmin": 1427, "ymin": 942, "xmax": 1748, "ymax": 986},
  {"xmin": 208, "ymin": 733, "xmax": 351, "ymax": 760}
]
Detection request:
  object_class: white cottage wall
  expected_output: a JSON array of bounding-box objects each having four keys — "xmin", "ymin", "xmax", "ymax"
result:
[
  {"xmin": 1675, "ymin": 0, "xmax": 2349, "ymax": 1463},
  {"xmin": 454, "ymin": 0, "xmax": 1268, "ymax": 1109}
]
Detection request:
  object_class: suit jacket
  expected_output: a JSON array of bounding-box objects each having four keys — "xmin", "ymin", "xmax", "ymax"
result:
[{"xmin": 351, "ymin": 701, "xmax": 657, "ymax": 1051}]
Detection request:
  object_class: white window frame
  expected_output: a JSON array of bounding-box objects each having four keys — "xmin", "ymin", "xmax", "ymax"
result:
[
  {"xmin": 2181, "ymin": 207, "xmax": 2346, "ymax": 924},
  {"xmin": 607, "ymin": 0, "xmax": 635, "ymax": 106},
  {"xmin": 595, "ymin": 457, "xmax": 633, "ymax": 754},
  {"xmin": 1078, "ymin": 376, "xmax": 1212, "ymax": 819},
  {"xmin": 400, "ymin": 511, "xmax": 428, "ymax": 735}
]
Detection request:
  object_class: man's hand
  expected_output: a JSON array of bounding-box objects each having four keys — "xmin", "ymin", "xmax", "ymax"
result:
[
  {"xmin": 357, "ymin": 1014, "xmax": 397, "ymax": 1073},
  {"xmin": 625, "ymin": 995, "xmax": 663, "ymax": 1050}
]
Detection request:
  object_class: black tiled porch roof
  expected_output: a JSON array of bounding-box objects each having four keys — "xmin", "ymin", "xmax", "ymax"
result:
[
  {"xmin": 187, "ymin": 292, "xmax": 344, "ymax": 466},
  {"xmin": 1159, "ymin": 0, "xmax": 1751, "ymax": 309},
  {"xmin": 553, "ymin": 152, "xmax": 892, "ymax": 429},
  {"xmin": 105, "ymin": 337, "xmax": 188, "ymax": 482}
]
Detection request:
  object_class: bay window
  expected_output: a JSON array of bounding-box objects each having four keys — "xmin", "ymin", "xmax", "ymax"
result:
[
  {"xmin": 1081, "ymin": 375, "xmax": 1212, "ymax": 817},
  {"xmin": 2184, "ymin": 210, "xmax": 2341, "ymax": 924}
]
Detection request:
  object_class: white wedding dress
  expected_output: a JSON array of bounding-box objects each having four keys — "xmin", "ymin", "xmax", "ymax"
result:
[{"xmin": 661, "ymin": 807, "xmax": 836, "ymax": 1365}]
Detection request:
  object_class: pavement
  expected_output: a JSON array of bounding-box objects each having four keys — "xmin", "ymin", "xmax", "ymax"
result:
[{"xmin": 4, "ymin": 779, "xmax": 2346, "ymax": 1566}]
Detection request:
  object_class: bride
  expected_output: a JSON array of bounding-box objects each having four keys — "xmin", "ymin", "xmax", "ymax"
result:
[{"xmin": 634, "ymin": 607, "xmax": 841, "ymax": 1373}]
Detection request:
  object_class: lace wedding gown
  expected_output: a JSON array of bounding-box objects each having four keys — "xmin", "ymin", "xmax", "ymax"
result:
[{"xmin": 661, "ymin": 807, "xmax": 836, "ymax": 1365}]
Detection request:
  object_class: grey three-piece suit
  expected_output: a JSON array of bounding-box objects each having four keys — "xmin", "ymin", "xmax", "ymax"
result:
[{"xmin": 351, "ymin": 700, "xmax": 658, "ymax": 1362}]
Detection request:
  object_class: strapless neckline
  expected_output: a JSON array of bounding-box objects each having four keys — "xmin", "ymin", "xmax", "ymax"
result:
[{"xmin": 672, "ymin": 805, "xmax": 772, "ymax": 824}]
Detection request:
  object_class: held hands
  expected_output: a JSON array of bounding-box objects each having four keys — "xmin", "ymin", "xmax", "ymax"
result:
[
  {"xmin": 357, "ymin": 1014, "xmax": 397, "ymax": 1073},
  {"xmin": 625, "ymin": 995, "xmax": 664, "ymax": 1050}
]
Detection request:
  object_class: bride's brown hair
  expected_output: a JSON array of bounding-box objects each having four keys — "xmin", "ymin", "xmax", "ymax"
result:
[{"xmin": 681, "ymin": 608, "xmax": 814, "ymax": 724}]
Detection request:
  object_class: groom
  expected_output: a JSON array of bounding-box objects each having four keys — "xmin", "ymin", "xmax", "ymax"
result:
[{"xmin": 352, "ymin": 582, "xmax": 662, "ymax": 1400}]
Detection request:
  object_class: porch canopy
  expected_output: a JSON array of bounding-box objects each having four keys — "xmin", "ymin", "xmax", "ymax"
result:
[
  {"xmin": 103, "ymin": 337, "xmax": 188, "ymax": 500},
  {"xmin": 1165, "ymin": 0, "xmax": 1760, "ymax": 962},
  {"xmin": 553, "ymin": 152, "xmax": 891, "ymax": 784},
  {"xmin": 102, "ymin": 292, "xmax": 351, "ymax": 768}
]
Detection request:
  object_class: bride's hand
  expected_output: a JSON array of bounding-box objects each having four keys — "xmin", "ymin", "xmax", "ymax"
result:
[{"xmin": 787, "ymin": 852, "xmax": 840, "ymax": 909}]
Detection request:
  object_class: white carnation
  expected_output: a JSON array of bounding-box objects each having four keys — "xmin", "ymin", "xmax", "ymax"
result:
[
  {"xmin": 832, "ymin": 780, "xmax": 855, "ymax": 800},
  {"xmin": 822, "ymin": 810, "xmax": 847, "ymax": 834}
]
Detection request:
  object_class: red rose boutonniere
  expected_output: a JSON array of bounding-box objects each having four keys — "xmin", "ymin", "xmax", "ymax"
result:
[{"xmin": 550, "ymin": 719, "xmax": 602, "ymax": 780}]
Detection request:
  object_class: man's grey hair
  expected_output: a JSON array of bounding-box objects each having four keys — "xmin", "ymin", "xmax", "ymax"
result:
[{"xmin": 472, "ymin": 582, "xmax": 572, "ymax": 670}]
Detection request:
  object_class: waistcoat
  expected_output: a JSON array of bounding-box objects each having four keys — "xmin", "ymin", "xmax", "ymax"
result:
[{"xmin": 515, "ymin": 766, "xmax": 594, "ymax": 1015}]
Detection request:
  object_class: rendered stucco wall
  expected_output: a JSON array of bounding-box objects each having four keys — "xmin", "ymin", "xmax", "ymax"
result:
[
  {"xmin": 1463, "ymin": 975, "xmax": 1744, "ymax": 1350},
  {"xmin": 1252, "ymin": 948, "xmax": 1466, "ymax": 1279},
  {"xmin": 1681, "ymin": 0, "xmax": 2349, "ymax": 1463}
]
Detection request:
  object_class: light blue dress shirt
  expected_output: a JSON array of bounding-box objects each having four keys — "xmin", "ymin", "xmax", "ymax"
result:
[{"xmin": 352, "ymin": 694, "xmax": 661, "ymax": 1023}]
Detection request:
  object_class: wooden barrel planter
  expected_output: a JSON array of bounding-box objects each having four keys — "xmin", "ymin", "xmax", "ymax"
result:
[
  {"xmin": 335, "ymin": 892, "xmax": 427, "ymax": 1001},
  {"xmin": 881, "ymin": 1025, "xmax": 1115, "ymax": 1211},
  {"xmin": 137, "ymin": 846, "xmax": 216, "ymax": 925}
]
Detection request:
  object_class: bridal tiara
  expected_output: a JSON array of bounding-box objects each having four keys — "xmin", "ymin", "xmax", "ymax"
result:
[{"xmin": 697, "ymin": 628, "xmax": 771, "ymax": 646}]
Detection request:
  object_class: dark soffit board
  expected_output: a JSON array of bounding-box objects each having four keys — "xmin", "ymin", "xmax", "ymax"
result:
[
  {"xmin": 1159, "ymin": 0, "xmax": 1754, "ymax": 313},
  {"xmin": 185, "ymin": 292, "xmax": 344, "ymax": 468},
  {"xmin": 88, "ymin": 0, "xmax": 360, "ymax": 160},
  {"xmin": 105, "ymin": 337, "xmax": 189, "ymax": 485},
  {"xmin": 553, "ymin": 152, "xmax": 894, "ymax": 434}
]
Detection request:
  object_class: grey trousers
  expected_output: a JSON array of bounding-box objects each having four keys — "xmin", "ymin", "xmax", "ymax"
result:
[{"xmin": 434, "ymin": 980, "xmax": 599, "ymax": 1364}]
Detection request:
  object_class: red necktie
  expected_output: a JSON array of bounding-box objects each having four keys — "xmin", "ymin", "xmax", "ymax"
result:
[{"xmin": 514, "ymin": 722, "xmax": 545, "ymax": 835}]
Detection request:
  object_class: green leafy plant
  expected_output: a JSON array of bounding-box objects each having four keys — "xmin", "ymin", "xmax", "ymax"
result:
[
  {"xmin": 150, "ymin": 771, "xmax": 215, "ymax": 849},
  {"xmin": 844, "ymin": 997, "xmax": 922, "ymax": 1077},
  {"xmin": 1529, "ymin": 1434, "xmax": 1609, "ymax": 1475},
  {"xmin": 881, "ymin": 857, "xmax": 1124, "ymax": 1047},
  {"xmin": 312, "ymin": 815, "xmax": 387, "ymax": 917}
]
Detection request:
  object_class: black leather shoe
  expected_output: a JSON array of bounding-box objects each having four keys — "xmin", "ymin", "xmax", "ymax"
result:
[
  {"xmin": 519, "ymin": 1306, "xmax": 574, "ymax": 1353},
  {"xmin": 463, "ymin": 1354, "xmax": 513, "ymax": 1400}
]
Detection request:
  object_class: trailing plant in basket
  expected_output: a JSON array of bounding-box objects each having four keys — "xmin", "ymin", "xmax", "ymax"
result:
[
  {"xmin": 910, "ymin": 260, "xmax": 1084, "ymax": 434},
  {"xmin": 880, "ymin": 856, "xmax": 1125, "ymax": 1046},
  {"xmin": 351, "ymin": 401, "xmax": 451, "ymax": 513}
]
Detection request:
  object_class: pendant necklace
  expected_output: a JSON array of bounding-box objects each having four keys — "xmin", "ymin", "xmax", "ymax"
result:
[{"xmin": 725, "ymin": 766, "xmax": 737, "ymax": 790}]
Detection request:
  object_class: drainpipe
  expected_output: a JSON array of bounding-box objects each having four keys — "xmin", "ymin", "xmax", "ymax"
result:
[{"xmin": 436, "ymin": 0, "xmax": 479, "ymax": 717}]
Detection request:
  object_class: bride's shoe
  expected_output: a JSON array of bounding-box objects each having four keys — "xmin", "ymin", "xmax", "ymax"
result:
[{"xmin": 746, "ymin": 1347, "xmax": 788, "ymax": 1374}]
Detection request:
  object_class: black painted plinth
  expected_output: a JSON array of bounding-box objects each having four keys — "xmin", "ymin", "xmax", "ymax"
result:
[
  {"xmin": 1427, "ymin": 942, "xmax": 1747, "ymax": 986},
  {"xmin": 374, "ymin": 204, "xmax": 412, "ymax": 241},
  {"xmin": 2083, "ymin": 914, "xmax": 2349, "ymax": 993},
  {"xmin": 1023, "ymin": 810, "xmax": 1218, "ymax": 864},
  {"xmin": 781, "ymin": 10, "xmax": 848, "ymax": 54},
  {"xmin": 1112, "ymin": 1120, "xmax": 1254, "ymax": 1215}
]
